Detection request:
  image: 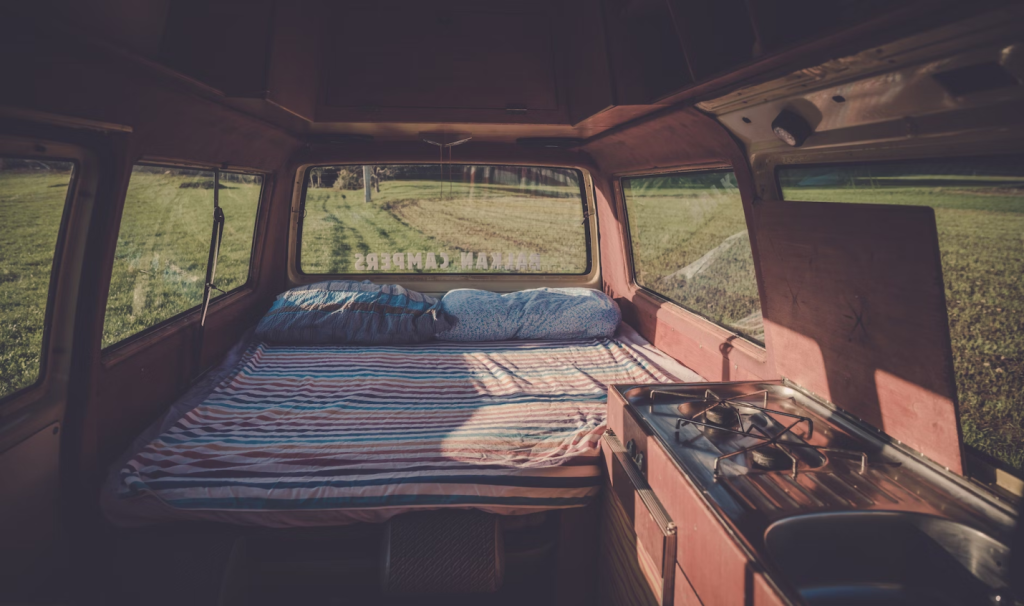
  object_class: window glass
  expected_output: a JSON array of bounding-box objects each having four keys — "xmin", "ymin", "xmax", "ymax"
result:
[
  {"xmin": 779, "ymin": 158, "xmax": 1024, "ymax": 474},
  {"xmin": 102, "ymin": 165, "xmax": 262, "ymax": 348},
  {"xmin": 299, "ymin": 165, "xmax": 588, "ymax": 274},
  {"xmin": 0, "ymin": 157, "xmax": 74, "ymax": 400},
  {"xmin": 212, "ymin": 172, "xmax": 262, "ymax": 293},
  {"xmin": 623, "ymin": 170, "xmax": 762, "ymax": 345}
]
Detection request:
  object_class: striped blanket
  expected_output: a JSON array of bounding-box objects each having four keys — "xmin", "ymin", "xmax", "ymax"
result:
[{"xmin": 113, "ymin": 338, "xmax": 671, "ymax": 526}]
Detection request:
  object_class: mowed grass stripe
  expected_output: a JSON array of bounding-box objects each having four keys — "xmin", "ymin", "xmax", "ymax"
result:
[
  {"xmin": 300, "ymin": 179, "xmax": 587, "ymax": 274},
  {"xmin": 625, "ymin": 186, "xmax": 763, "ymax": 343}
]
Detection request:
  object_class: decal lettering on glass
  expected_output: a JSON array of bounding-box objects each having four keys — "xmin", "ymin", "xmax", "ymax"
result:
[{"xmin": 352, "ymin": 251, "xmax": 539, "ymax": 272}]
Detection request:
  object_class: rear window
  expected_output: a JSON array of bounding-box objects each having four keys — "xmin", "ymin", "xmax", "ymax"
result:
[
  {"xmin": 298, "ymin": 164, "xmax": 589, "ymax": 275},
  {"xmin": 778, "ymin": 157, "xmax": 1024, "ymax": 475}
]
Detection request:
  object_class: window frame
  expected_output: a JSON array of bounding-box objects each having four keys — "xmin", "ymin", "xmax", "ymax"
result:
[
  {"xmin": 618, "ymin": 165, "xmax": 765, "ymax": 348},
  {"xmin": 291, "ymin": 162, "xmax": 597, "ymax": 284},
  {"xmin": 99, "ymin": 161, "xmax": 267, "ymax": 353},
  {"xmin": 772, "ymin": 154, "xmax": 1024, "ymax": 201},
  {"xmin": 771, "ymin": 151, "xmax": 1024, "ymax": 491},
  {"xmin": 0, "ymin": 152, "xmax": 78, "ymax": 409},
  {"xmin": 0, "ymin": 133, "xmax": 101, "ymax": 459}
]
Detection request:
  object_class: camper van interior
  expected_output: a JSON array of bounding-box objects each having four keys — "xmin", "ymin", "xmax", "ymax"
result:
[{"xmin": 1, "ymin": 1, "xmax": 1024, "ymax": 604}]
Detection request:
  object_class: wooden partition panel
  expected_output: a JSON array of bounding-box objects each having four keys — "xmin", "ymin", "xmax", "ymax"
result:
[{"xmin": 753, "ymin": 200, "xmax": 963, "ymax": 473}]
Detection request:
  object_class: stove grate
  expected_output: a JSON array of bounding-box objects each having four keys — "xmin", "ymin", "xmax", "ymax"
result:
[{"xmin": 650, "ymin": 388, "xmax": 867, "ymax": 481}]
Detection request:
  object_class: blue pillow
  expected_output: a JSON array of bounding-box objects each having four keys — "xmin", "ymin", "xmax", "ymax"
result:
[
  {"xmin": 255, "ymin": 280, "xmax": 452, "ymax": 344},
  {"xmin": 437, "ymin": 288, "xmax": 620, "ymax": 342}
]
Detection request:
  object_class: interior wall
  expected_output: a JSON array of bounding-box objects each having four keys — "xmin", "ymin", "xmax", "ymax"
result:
[
  {"xmin": 582, "ymin": 106, "xmax": 775, "ymax": 382},
  {"xmin": 0, "ymin": 16, "xmax": 302, "ymax": 478}
]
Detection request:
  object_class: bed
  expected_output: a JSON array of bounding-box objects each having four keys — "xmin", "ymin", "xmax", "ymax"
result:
[{"xmin": 101, "ymin": 324, "xmax": 700, "ymax": 528}]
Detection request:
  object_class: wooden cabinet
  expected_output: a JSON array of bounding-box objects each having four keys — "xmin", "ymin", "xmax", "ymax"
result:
[
  {"xmin": 322, "ymin": 2, "xmax": 560, "ymax": 120},
  {"xmin": 160, "ymin": 0, "xmax": 320, "ymax": 121},
  {"xmin": 599, "ymin": 434, "xmax": 678, "ymax": 606},
  {"xmin": 606, "ymin": 387, "xmax": 795, "ymax": 606},
  {"xmin": 647, "ymin": 443, "xmax": 750, "ymax": 606}
]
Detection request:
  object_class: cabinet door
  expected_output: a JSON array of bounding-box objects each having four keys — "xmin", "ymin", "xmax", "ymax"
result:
[{"xmin": 600, "ymin": 434, "xmax": 677, "ymax": 606}]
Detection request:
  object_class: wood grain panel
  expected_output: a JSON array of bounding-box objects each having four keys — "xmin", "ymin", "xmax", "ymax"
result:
[
  {"xmin": 561, "ymin": 0, "xmax": 615, "ymax": 125},
  {"xmin": 160, "ymin": 0, "xmax": 275, "ymax": 97},
  {"xmin": 601, "ymin": 434, "xmax": 677, "ymax": 605},
  {"xmin": 753, "ymin": 200, "xmax": 963, "ymax": 473},
  {"xmin": 674, "ymin": 564, "xmax": 703, "ymax": 606},
  {"xmin": 666, "ymin": 0, "xmax": 756, "ymax": 81},
  {"xmin": 583, "ymin": 107, "xmax": 738, "ymax": 175},
  {"xmin": 648, "ymin": 442, "xmax": 750, "ymax": 606},
  {"xmin": 265, "ymin": 0, "xmax": 321, "ymax": 121},
  {"xmin": 598, "ymin": 488, "xmax": 662, "ymax": 606},
  {"xmin": 325, "ymin": 6, "xmax": 558, "ymax": 111},
  {"xmin": 607, "ymin": 387, "xmax": 629, "ymax": 445}
]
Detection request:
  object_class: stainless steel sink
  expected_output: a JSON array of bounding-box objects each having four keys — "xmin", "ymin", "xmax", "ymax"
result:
[{"xmin": 764, "ymin": 511, "xmax": 1014, "ymax": 606}]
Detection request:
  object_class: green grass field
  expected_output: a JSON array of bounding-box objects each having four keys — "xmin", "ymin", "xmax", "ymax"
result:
[
  {"xmin": 781, "ymin": 176, "xmax": 1024, "ymax": 473},
  {"xmin": 101, "ymin": 169, "xmax": 261, "ymax": 347},
  {"xmin": 301, "ymin": 179, "xmax": 587, "ymax": 274},
  {"xmin": 623, "ymin": 177, "xmax": 763, "ymax": 344},
  {"xmin": 0, "ymin": 166, "xmax": 262, "ymax": 400},
  {"xmin": 0, "ymin": 168, "xmax": 73, "ymax": 398}
]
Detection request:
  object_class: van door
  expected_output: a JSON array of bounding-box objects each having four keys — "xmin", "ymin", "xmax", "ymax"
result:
[{"xmin": 0, "ymin": 134, "xmax": 97, "ymax": 601}]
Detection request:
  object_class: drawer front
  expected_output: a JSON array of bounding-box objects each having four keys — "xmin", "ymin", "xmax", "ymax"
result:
[
  {"xmin": 648, "ymin": 441, "xmax": 749, "ymax": 606},
  {"xmin": 601, "ymin": 434, "xmax": 677, "ymax": 605}
]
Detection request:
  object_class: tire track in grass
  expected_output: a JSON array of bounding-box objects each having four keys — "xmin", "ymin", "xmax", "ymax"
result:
[
  {"xmin": 308, "ymin": 190, "xmax": 449, "ymax": 273},
  {"xmin": 388, "ymin": 197, "xmax": 586, "ymax": 271}
]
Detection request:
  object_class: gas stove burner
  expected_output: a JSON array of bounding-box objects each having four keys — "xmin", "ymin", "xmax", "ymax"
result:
[
  {"xmin": 750, "ymin": 445, "xmax": 793, "ymax": 471},
  {"xmin": 674, "ymin": 400, "xmax": 708, "ymax": 418},
  {"xmin": 674, "ymin": 401, "xmax": 741, "ymax": 429},
  {"xmin": 703, "ymin": 405, "xmax": 740, "ymax": 428},
  {"xmin": 631, "ymin": 383, "xmax": 874, "ymax": 484}
]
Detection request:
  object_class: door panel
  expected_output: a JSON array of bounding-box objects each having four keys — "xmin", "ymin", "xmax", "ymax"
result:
[{"xmin": 0, "ymin": 134, "xmax": 97, "ymax": 600}]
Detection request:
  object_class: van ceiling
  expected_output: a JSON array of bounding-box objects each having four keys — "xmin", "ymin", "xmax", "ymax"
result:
[{"xmin": 4, "ymin": 0, "xmax": 998, "ymax": 144}]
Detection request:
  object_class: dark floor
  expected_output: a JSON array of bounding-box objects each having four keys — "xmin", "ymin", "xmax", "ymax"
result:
[{"xmin": 112, "ymin": 513, "xmax": 559, "ymax": 606}]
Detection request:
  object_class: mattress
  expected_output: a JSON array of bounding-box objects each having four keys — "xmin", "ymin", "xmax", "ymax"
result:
[{"xmin": 101, "ymin": 325, "xmax": 701, "ymax": 527}]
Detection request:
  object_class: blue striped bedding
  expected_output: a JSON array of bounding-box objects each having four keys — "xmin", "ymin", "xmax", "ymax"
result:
[{"xmin": 102, "ymin": 336, "xmax": 675, "ymax": 527}]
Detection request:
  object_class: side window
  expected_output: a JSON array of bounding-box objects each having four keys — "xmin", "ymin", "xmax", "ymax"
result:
[
  {"xmin": 0, "ymin": 157, "xmax": 75, "ymax": 400},
  {"xmin": 778, "ymin": 158, "xmax": 1024, "ymax": 476},
  {"xmin": 102, "ymin": 165, "xmax": 263, "ymax": 348},
  {"xmin": 623, "ymin": 169, "xmax": 763, "ymax": 345}
]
